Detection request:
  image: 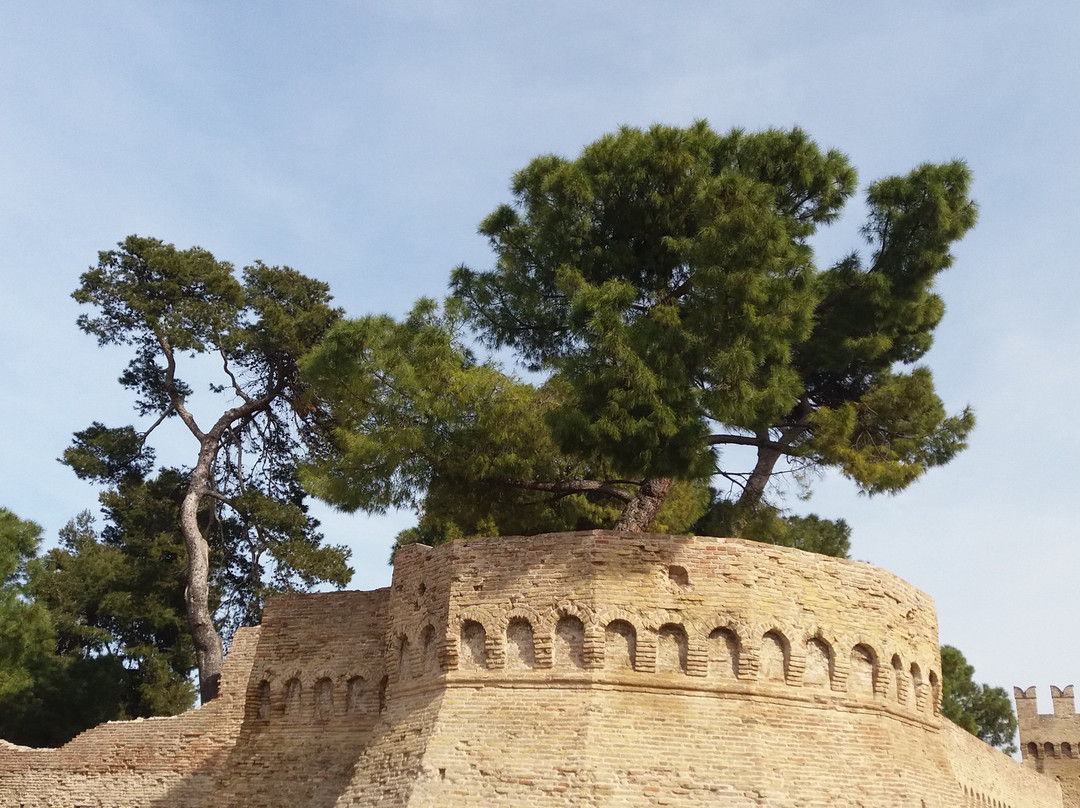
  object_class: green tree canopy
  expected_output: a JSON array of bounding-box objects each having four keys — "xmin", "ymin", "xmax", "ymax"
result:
[
  {"xmin": 0, "ymin": 502, "xmax": 195, "ymax": 747},
  {"xmin": 302, "ymin": 300, "xmax": 716, "ymax": 548},
  {"xmin": 452, "ymin": 122, "xmax": 975, "ymax": 530},
  {"xmin": 940, "ymin": 644, "xmax": 1017, "ymax": 754},
  {"xmin": 66, "ymin": 236, "xmax": 352, "ymax": 702},
  {"xmin": 0, "ymin": 509, "xmax": 52, "ymax": 706},
  {"xmin": 305, "ymin": 122, "xmax": 976, "ymax": 539},
  {"xmin": 34, "ymin": 474, "xmax": 200, "ymax": 709}
]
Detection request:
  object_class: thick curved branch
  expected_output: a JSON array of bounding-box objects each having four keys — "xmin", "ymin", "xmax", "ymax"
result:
[
  {"xmin": 208, "ymin": 378, "xmax": 287, "ymax": 444},
  {"xmin": 707, "ymin": 433, "xmax": 788, "ymax": 452},
  {"xmin": 202, "ymin": 488, "xmax": 234, "ymax": 507},
  {"xmin": 156, "ymin": 332, "xmax": 206, "ymax": 442},
  {"xmin": 218, "ymin": 346, "xmax": 254, "ymax": 404},
  {"xmin": 499, "ymin": 477, "xmax": 637, "ymax": 503}
]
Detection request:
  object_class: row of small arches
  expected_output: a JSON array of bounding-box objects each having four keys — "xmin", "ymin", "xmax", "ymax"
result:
[
  {"xmin": 1026, "ymin": 740, "xmax": 1077, "ymax": 759},
  {"xmin": 961, "ymin": 784, "xmax": 1012, "ymax": 808},
  {"xmin": 251, "ymin": 673, "xmax": 387, "ymax": 722},
  {"xmin": 393, "ymin": 614, "xmax": 940, "ymax": 713}
]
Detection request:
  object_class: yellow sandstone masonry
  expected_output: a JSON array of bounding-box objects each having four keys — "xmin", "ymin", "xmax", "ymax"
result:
[
  {"xmin": 0, "ymin": 531, "xmax": 1068, "ymax": 806},
  {"xmin": 1015, "ymin": 684, "xmax": 1080, "ymax": 804}
]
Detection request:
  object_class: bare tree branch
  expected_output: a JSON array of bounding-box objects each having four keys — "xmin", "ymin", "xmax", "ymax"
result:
[
  {"xmin": 499, "ymin": 477, "xmax": 637, "ymax": 503},
  {"xmin": 218, "ymin": 346, "xmax": 254, "ymax": 404}
]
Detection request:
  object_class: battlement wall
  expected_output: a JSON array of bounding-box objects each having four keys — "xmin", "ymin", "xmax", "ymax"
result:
[
  {"xmin": 1015, "ymin": 684, "xmax": 1080, "ymax": 803},
  {"xmin": 0, "ymin": 531, "xmax": 1067, "ymax": 807},
  {"xmin": 0, "ymin": 624, "xmax": 260, "ymax": 807},
  {"xmin": 244, "ymin": 588, "xmax": 391, "ymax": 728}
]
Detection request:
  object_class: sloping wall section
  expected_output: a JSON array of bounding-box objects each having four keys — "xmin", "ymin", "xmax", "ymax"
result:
[
  {"xmin": 0, "ymin": 531, "xmax": 1064, "ymax": 807},
  {"xmin": 0, "ymin": 622, "xmax": 260, "ymax": 807}
]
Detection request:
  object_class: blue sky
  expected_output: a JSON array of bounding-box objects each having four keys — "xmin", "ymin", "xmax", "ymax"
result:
[{"xmin": 3, "ymin": 2, "xmax": 1078, "ymax": 713}]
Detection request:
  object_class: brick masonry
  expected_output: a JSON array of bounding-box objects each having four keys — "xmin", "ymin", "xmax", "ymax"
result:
[
  {"xmin": 0, "ymin": 531, "xmax": 1067, "ymax": 807},
  {"xmin": 1015, "ymin": 684, "xmax": 1080, "ymax": 804}
]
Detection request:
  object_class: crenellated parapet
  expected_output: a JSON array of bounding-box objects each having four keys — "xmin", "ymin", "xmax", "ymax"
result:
[{"xmin": 1015, "ymin": 683, "xmax": 1080, "ymax": 804}]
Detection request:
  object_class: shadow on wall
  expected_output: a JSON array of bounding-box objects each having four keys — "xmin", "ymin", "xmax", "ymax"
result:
[{"xmin": 150, "ymin": 637, "xmax": 441, "ymax": 808}]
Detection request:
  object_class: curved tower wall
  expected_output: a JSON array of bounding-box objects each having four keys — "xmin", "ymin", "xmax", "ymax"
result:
[
  {"xmin": 340, "ymin": 531, "xmax": 1056, "ymax": 807},
  {"xmin": 388, "ymin": 531, "xmax": 945, "ymax": 709}
]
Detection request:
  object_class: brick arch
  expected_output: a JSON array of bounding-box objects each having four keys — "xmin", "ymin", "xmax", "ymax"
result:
[
  {"xmin": 505, "ymin": 615, "xmax": 537, "ymax": 670},
  {"xmin": 834, "ymin": 633, "xmax": 888, "ymax": 697},
  {"xmin": 251, "ymin": 667, "xmax": 280, "ymax": 701},
  {"xmin": 298, "ymin": 666, "xmax": 345, "ymax": 718},
  {"xmin": 419, "ymin": 623, "xmax": 441, "ymax": 675},
  {"xmin": 888, "ymin": 653, "xmax": 907, "ymax": 703},
  {"xmin": 655, "ymin": 622, "xmax": 689, "ymax": 674},
  {"xmin": 602, "ymin": 619, "xmax": 638, "ymax": 672},
  {"xmin": 705, "ymin": 625, "xmax": 741, "ymax": 681},
  {"xmin": 531, "ymin": 603, "xmax": 592, "ymax": 671},
  {"xmin": 502, "ymin": 605, "xmax": 544, "ymax": 633},
  {"xmin": 396, "ymin": 632, "xmax": 414, "ymax": 681},
  {"xmin": 537, "ymin": 601, "xmax": 593, "ymax": 635},
  {"xmin": 757, "ymin": 628, "xmax": 791, "ymax": 684},
  {"xmin": 250, "ymin": 676, "xmax": 275, "ymax": 722},
  {"xmin": 490, "ymin": 606, "xmax": 540, "ymax": 670},
  {"xmin": 704, "ymin": 615, "xmax": 749, "ymax": 642},
  {"xmin": 386, "ymin": 618, "xmax": 422, "ymax": 650},
  {"xmin": 280, "ymin": 667, "xmax": 305, "ymax": 684},
  {"xmin": 456, "ymin": 614, "xmax": 491, "ymax": 672},
  {"xmin": 848, "ymin": 642, "xmax": 878, "ymax": 699},
  {"xmin": 593, "ymin": 606, "xmax": 643, "ymax": 633},
  {"xmin": 552, "ymin": 611, "xmax": 587, "ymax": 670},
  {"xmin": 307, "ymin": 665, "xmax": 340, "ymax": 682},
  {"xmin": 928, "ymin": 668, "xmax": 942, "ymax": 714},
  {"xmin": 802, "ymin": 634, "xmax": 834, "ymax": 689},
  {"xmin": 845, "ymin": 635, "xmax": 882, "ymax": 658},
  {"xmin": 348, "ymin": 661, "xmax": 385, "ymax": 689},
  {"xmin": 590, "ymin": 608, "xmax": 642, "ymax": 673},
  {"xmin": 282, "ymin": 672, "xmax": 304, "ymax": 717},
  {"xmin": 797, "ymin": 625, "xmax": 840, "ymax": 648},
  {"xmin": 909, "ymin": 661, "xmax": 926, "ymax": 711},
  {"xmin": 344, "ymin": 674, "xmax": 368, "ymax": 716},
  {"xmin": 313, "ymin": 675, "xmax": 335, "ymax": 721},
  {"xmin": 454, "ymin": 609, "xmax": 497, "ymax": 636}
]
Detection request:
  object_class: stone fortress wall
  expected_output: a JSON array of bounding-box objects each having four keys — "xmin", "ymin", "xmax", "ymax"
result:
[
  {"xmin": 0, "ymin": 531, "xmax": 1067, "ymax": 807},
  {"xmin": 1015, "ymin": 684, "xmax": 1080, "ymax": 805}
]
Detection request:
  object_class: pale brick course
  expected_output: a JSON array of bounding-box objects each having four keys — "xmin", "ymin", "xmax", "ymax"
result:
[
  {"xmin": 0, "ymin": 531, "xmax": 1066, "ymax": 806},
  {"xmin": 1015, "ymin": 684, "xmax": 1080, "ymax": 804}
]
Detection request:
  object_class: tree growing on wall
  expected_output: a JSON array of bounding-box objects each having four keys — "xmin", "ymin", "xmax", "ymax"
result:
[
  {"xmin": 66, "ymin": 236, "xmax": 352, "ymax": 702},
  {"xmin": 304, "ymin": 122, "xmax": 976, "ymax": 539},
  {"xmin": 301, "ymin": 300, "xmax": 718, "ymax": 549},
  {"xmin": 455, "ymin": 122, "xmax": 975, "ymax": 529}
]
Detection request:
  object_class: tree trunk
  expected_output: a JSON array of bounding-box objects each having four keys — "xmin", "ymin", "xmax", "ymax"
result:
[
  {"xmin": 614, "ymin": 477, "xmax": 672, "ymax": 532},
  {"xmin": 736, "ymin": 435, "xmax": 783, "ymax": 511},
  {"xmin": 181, "ymin": 438, "xmax": 225, "ymax": 703}
]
